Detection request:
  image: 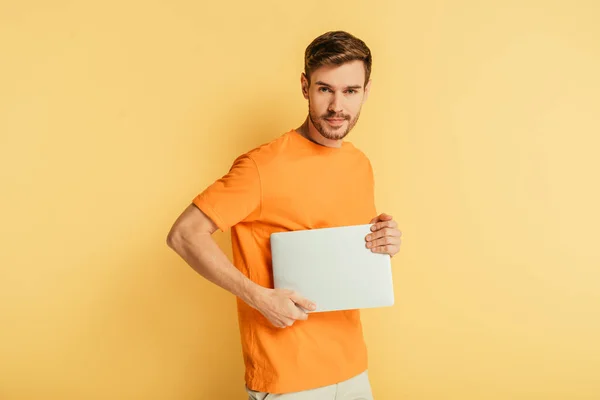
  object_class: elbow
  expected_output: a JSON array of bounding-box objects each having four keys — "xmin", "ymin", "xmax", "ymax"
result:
[
  {"xmin": 166, "ymin": 227, "xmax": 183, "ymax": 250},
  {"xmin": 166, "ymin": 224, "xmax": 201, "ymax": 250},
  {"xmin": 167, "ymin": 206, "xmax": 216, "ymax": 250}
]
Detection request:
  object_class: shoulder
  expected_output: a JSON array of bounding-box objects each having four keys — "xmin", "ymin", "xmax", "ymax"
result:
[
  {"xmin": 240, "ymin": 131, "xmax": 295, "ymax": 165},
  {"xmin": 345, "ymin": 141, "xmax": 374, "ymax": 168}
]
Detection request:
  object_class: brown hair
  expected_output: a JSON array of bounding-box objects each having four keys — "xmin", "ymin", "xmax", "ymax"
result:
[{"xmin": 304, "ymin": 31, "xmax": 372, "ymax": 87}]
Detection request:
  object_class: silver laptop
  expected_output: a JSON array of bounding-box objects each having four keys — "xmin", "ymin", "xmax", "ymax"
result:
[{"xmin": 270, "ymin": 224, "xmax": 395, "ymax": 313}]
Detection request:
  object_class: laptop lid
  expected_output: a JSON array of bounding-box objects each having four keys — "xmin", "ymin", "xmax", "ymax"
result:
[{"xmin": 270, "ymin": 224, "xmax": 395, "ymax": 313}]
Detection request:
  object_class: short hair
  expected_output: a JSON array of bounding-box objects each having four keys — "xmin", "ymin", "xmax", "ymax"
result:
[{"xmin": 304, "ymin": 31, "xmax": 372, "ymax": 87}]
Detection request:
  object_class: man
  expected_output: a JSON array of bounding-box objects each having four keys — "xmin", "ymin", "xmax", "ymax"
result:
[{"xmin": 167, "ymin": 31, "xmax": 402, "ymax": 399}]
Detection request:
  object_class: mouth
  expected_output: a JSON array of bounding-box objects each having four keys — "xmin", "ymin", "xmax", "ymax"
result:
[{"xmin": 324, "ymin": 118, "xmax": 346, "ymax": 127}]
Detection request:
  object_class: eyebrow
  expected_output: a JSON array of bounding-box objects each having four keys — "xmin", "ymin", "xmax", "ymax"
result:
[{"xmin": 315, "ymin": 81, "xmax": 363, "ymax": 90}]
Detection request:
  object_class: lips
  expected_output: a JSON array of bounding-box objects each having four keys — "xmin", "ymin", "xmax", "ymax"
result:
[{"xmin": 325, "ymin": 118, "xmax": 346, "ymax": 126}]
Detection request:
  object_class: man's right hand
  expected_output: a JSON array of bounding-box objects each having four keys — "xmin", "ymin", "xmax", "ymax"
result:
[{"xmin": 249, "ymin": 288, "xmax": 317, "ymax": 328}]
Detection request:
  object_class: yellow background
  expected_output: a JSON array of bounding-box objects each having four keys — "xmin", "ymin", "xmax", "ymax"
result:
[{"xmin": 1, "ymin": 1, "xmax": 599, "ymax": 399}]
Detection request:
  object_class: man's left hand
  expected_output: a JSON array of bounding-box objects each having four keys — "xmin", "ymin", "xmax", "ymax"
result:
[{"xmin": 365, "ymin": 213, "xmax": 402, "ymax": 258}]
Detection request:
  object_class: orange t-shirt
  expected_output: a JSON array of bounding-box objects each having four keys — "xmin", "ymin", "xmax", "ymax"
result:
[{"xmin": 192, "ymin": 129, "xmax": 377, "ymax": 394}]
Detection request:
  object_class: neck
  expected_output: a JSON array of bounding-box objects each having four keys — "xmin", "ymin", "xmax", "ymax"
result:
[{"xmin": 295, "ymin": 117, "xmax": 343, "ymax": 149}]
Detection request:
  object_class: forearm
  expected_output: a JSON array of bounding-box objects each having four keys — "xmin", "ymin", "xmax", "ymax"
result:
[{"xmin": 168, "ymin": 231, "xmax": 263, "ymax": 307}]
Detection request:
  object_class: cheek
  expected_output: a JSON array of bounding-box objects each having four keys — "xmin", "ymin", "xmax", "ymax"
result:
[
  {"xmin": 309, "ymin": 94, "xmax": 328, "ymax": 113},
  {"xmin": 333, "ymin": 95, "xmax": 361, "ymax": 116},
  {"xmin": 347, "ymin": 97, "xmax": 364, "ymax": 115}
]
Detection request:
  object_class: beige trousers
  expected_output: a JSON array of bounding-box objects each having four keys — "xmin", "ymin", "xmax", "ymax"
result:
[{"xmin": 246, "ymin": 370, "xmax": 374, "ymax": 400}]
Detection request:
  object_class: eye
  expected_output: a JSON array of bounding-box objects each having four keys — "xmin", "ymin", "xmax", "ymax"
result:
[
  {"xmin": 345, "ymin": 89, "xmax": 357, "ymax": 94},
  {"xmin": 318, "ymin": 87, "xmax": 332, "ymax": 93}
]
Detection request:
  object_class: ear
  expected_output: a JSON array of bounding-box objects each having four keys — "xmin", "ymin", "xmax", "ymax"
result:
[
  {"xmin": 301, "ymin": 72, "xmax": 310, "ymax": 99},
  {"xmin": 363, "ymin": 79, "xmax": 372, "ymax": 103}
]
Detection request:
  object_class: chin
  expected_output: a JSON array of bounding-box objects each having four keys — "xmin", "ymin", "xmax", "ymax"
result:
[
  {"xmin": 319, "ymin": 131, "xmax": 345, "ymax": 141},
  {"xmin": 322, "ymin": 127, "xmax": 351, "ymax": 140}
]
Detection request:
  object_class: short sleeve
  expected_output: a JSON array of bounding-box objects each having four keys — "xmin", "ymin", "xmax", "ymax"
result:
[{"xmin": 192, "ymin": 154, "xmax": 262, "ymax": 232}]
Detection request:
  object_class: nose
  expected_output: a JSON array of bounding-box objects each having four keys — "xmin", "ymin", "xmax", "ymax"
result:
[{"xmin": 328, "ymin": 92, "xmax": 343, "ymax": 114}]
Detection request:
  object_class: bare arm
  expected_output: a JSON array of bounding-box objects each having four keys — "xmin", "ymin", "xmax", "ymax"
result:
[
  {"xmin": 166, "ymin": 204, "xmax": 315, "ymax": 328},
  {"xmin": 166, "ymin": 204, "xmax": 261, "ymax": 303}
]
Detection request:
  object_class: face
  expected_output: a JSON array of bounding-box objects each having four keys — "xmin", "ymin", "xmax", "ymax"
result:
[{"xmin": 302, "ymin": 60, "xmax": 371, "ymax": 141}]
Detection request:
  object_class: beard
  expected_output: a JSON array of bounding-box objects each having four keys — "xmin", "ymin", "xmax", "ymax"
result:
[{"xmin": 308, "ymin": 101, "xmax": 361, "ymax": 141}]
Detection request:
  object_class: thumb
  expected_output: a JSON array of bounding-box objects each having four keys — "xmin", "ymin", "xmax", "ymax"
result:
[{"xmin": 289, "ymin": 292, "xmax": 317, "ymax": 311}]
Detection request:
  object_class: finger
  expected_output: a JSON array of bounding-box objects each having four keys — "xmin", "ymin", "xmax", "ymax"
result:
[
  {"xmin": 369, "ymin": 213, "xmax": 393, "ymax": 224},
  {"xmin": 372, "ymin": 244, "xmax": 400, "ymax": 256},
  {"xmin": 273, "ymin": 320, "xmax": 286, "ymax": 328},
  {"xmin": 369, "ymin": 244, "xmax": 385, "ymax": 253},
  {"xmin": 374, "ymin": 234, "xmax": 400, "ymax": 246},
  {"xmin": 367, "ymin": 235, "xmax": 399, "ymax": 249},
  {"xmin": 366, "ymin": 227, "xmax": 401, "ymax": 241},
  {"xmin": 370, "ymin": 220, "xmax": 397, "ymax": 232},
  {"xmin": 294, "ymin": 310, "xmax": 309, "ymax": 321},
  {"xmin": 289, "ymin": 293, "xmax": 317, "ymax": 311},
  {"xmin": 282, "ymin": 304, "xmax": 308, "ymax": 322}
]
